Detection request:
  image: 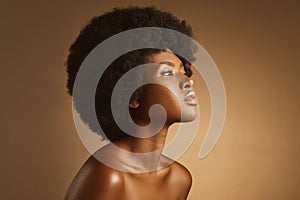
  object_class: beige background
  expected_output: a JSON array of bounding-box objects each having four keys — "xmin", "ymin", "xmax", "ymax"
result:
[{"xmin": 1, "ymin": 0, "xmax": 299, "ymax": 199}]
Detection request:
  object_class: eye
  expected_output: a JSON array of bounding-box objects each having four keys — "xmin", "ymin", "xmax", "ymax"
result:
[{"xmin": 161, "ymin": 70, "xmax": 174, "ymax": 76}]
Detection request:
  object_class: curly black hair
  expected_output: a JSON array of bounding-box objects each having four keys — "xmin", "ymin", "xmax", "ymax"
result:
[{"xmin": 66, "ymin": 6, "xmax": 195, "ymax": 141}]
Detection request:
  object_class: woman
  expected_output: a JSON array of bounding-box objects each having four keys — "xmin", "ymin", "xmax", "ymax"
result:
[{"xmin": 65, "ymin": 6, "xmax": 197, "ymax": 200}]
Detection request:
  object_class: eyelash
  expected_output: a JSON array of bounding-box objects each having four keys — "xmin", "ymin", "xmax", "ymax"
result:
[{"xmin": 161, "ymin": 70, "xmax": 174, "ymax": 76}]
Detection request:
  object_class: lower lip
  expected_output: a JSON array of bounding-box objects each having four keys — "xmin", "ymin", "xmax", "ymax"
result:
[{"xmin": 184, "ymin": 96, "xmax": 198, "ymax": 106}]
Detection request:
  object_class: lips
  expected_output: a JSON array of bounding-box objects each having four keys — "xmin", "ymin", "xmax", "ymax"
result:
[{"xmin": 184, "ymin": 90, "xmax": 198, "ymax": 106}]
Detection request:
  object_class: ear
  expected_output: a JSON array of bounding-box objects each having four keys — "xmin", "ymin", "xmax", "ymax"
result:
[{"xmin": 129, "ymin": 100, "xmax": 140, "ymax": 109}]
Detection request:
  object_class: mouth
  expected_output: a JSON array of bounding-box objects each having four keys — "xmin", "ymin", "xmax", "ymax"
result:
[{"xmin": 184, "ymin": 90, "xmax": 198, "ymax": 106}]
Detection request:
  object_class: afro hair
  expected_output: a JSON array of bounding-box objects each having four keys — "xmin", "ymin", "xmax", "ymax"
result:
[{"xmin": 66, "ymin": 6, "xmax": 195, "ymax": 141}]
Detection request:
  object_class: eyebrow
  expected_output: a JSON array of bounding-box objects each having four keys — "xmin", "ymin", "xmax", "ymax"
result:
[{"xmin": 158, "ymin": 61, "xmax": 184, "ymax": 68}]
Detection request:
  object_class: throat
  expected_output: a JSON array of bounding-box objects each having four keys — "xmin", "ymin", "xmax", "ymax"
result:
[
  {"xmin": 93, "ymin": 127, "xmax": 171, "ymax": 173},
  {"xmin": 94, "ymin": 143, "xmax": 172, "ymax": 173}
]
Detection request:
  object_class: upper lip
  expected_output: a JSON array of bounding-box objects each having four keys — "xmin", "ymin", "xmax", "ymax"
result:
[{"xmin": 185, "ymin": 90, "xmax": 196, "ymax": 98}]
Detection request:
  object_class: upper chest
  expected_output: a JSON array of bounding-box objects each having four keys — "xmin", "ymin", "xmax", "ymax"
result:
[{"xmin": 120, "ymin": 172, "xmax": 180, "ymax": 200}]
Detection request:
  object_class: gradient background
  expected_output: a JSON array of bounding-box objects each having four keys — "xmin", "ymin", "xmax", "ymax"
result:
[{"xmin": 1, "ymin": 0, "xmax": 299, "ymax": 199}]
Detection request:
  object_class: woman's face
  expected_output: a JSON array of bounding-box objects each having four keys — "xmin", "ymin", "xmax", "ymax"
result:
[{"xmin": 134, "ymin": 50, "xmax": 198, "ymax": 125}]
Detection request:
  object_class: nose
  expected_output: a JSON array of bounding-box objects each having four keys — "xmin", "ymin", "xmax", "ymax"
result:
[{"xmin": 181, "ymin": 77, "xmax": 194, "ymax": 90}]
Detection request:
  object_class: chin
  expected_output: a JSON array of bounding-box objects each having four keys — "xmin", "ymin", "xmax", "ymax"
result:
[
  {"xmin": 180, "ymin": 111, "xmax": 197, "ymax": 122},
  {"xmin": 168, "ymin": 103, "xmax": 198, "ymax": 124},
  {"xmin": 180, "ymin": 116, "xmax": 196, "ymax": 122},
  {"xmin": 181, "ymin": 105, "xmax": 197, "ymax": 122}
]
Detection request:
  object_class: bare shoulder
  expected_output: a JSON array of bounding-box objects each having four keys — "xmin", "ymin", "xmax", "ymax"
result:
[
  {"xmin": 164, "ymin": 160, "xmax": 192, "ymax": 200},
  {"xmin": 168, "ymin": 161, "xmax": 192, "ymax": 186},
  {"xmin": 65, "ymin": 155, "xmax": 124, "ymax": 200}
]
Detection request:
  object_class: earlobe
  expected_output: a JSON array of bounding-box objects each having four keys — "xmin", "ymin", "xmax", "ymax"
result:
[{"xmin": 129, "ymin": 100, "xmax": 140, "ymax": 109}]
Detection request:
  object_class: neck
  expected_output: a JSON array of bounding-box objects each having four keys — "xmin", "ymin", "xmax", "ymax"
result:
[
  {"xmin": 111, "ymin": 125, "xmax": 170, "ymax": 172},
  {"xmin": 124, "ymin": 126, "xmax": 168, "ymax": 152}
]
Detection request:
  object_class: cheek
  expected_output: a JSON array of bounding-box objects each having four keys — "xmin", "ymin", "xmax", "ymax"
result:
[
  {"xmin": 142, "ymin": 85, "xmax": 179, "ymax": 108},
  {"xmin": 158, "ymin": 87, "xmax": 182, "ymax": 117}
]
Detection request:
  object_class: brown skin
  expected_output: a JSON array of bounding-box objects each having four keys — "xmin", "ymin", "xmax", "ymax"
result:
[
  {"xmin": 65, "ymin": 155, "xmax": 192, "ymax": 200},
  {"xmin": 65, "ymin": 51, "xmax": 197, "ymax": 200}
]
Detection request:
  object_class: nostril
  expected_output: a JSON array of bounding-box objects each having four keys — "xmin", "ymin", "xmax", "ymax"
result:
[{"xmin": 183, "ymin": 82, "xmax": 191, "ymax": 89}]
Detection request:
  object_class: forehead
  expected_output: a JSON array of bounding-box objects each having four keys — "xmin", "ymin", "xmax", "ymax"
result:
[{"xmin": 147, "ymin": 51, "xmax": 183, "ymax": 69}]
